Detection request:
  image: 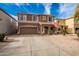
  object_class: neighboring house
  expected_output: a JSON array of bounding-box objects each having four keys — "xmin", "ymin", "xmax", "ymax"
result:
[
  {"xmin": 65, "ymin": 17, "xmax": 75, "ymax": 34},
  {"xmin": 18, "ymin": 13, "xmax": 55, "ymax": 34},
  {"xmin": 57, "ymin": 19, "xmax": 65, "ymax": 26},
  {"xmin": 0, "ymin": 8, "xmax": 17, "ymax": 34},
  {"xmin": 56, "ymin": 5, "xmax": 79, "ymax": 34},
  {"xmin": 57, "ymin": 17, "xmax": 78, "ymax": 34},
  {"xmin": 65, "ymin": 16, "xmax": 79, "ymax": 34},
  {"xmin": 64, "ymin": 10, "xmax": 79, "ymax": 34},
  {"xmin": 56, "ymin": 18, "xmax": 74, "ymax": 34}
]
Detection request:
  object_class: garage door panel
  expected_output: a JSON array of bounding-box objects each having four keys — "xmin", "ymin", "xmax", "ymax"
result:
[{"xmin": 20, "ymin": 27, "xmax": 38, "ymax": 34}]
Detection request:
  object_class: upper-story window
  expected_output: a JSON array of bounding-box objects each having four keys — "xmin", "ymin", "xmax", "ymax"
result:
[
  {"xmin": 42, "ymin": 16, "xmax": 46, "ymax": 21},
  {"xmin": 19, "ymin": 15, "xmax": 27, "ymax": 21},
  {"xmin": 19, "ymin": 15, "xmax": 23, "ymax": 20},
  {"xmin": 48, "ymin": 17, "xmax": 52, "ymax": 22},
  {"xmin": 48, "ymin": 16, "xmax": 52, "ymax": 22},
  {"xmin": 32, "ymin": 15, "xmax": 38, "ymax": 21}
]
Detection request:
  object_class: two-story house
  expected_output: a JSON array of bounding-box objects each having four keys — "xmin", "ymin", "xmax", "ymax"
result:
[{"xmin": 18, "ymin": 13, "xmax": 55, "ymax": 34}]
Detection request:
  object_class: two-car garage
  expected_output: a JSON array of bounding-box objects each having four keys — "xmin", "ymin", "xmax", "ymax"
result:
[
  {"xmin": 18, "ymin": 22, "xmax": 39, "ymax": 34},
  {"xmin": 20, "ymin": 27, "xmax": 38, "ymax": 34}
]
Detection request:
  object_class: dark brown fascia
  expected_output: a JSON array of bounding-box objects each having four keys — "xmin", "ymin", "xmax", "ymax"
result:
[{"xmin": 17, "ymin": 12, "xmax": 53, "ymax": 17}]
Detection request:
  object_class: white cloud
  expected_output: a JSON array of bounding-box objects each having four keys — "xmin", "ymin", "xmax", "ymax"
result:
[
  {"xmin": 59, "ymin": 3, "xmax": 77, "ymax": 13},
  {"xmin": 42, "ymin": 3, "xmax": 52, "ymax": 14},
  {"xmin": 15, "ymin": 3, "xmax": 23, "ymax": 6},
  {"xmin": 59, "ymin": 4, "xmax": 67, "ymax": 13},
  {"xmin": 15, "ymin": 3, "xmax": 31, "ymax": 6},
  {"xmin": 58, "ymin": 3, "xmax": 78, "ymax": 19}
]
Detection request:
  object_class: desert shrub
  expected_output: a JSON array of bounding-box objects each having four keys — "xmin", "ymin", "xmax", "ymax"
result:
[{"xmin": 49, "ymin": 30, "xmax": 54, "ymax": 34}]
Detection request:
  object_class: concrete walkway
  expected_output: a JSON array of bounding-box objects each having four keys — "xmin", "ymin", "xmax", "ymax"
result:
[{"xmin": 0, "ymin": 34, "xmax": 79, "ymax": 56}]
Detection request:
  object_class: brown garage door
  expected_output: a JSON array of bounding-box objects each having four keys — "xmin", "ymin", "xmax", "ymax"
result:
[{"xmin": 20, "ymin": 27, "xmax": 38, "ymax": 34}]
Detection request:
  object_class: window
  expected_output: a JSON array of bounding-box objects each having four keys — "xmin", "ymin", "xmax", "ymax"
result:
[
  {"xmin": 48, "ymin": 17, "xmax": 52, "ymax": 22},
  {"xmin": 42, "ymin": 16, "xmax": 46, "ymax": 21},
  {"xmin": 32, "ymin": 15, "xmax": 38, "ymax": 21},
  {"xmin": 19, "ymin": 15, "xmax": 23, "ymax": 20},
  {"xmin": 19, "ymin": 15, "xmax": 27, "ymax": 21}
]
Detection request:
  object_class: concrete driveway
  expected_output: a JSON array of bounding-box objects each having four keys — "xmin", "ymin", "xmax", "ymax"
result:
[{"xmin": 0, "ymin": 34, "xmax": 79, "ymax": 56}]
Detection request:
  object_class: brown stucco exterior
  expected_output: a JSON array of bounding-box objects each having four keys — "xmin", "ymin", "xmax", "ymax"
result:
[{"xmin": 18, "ymin": 13, "xmax": 54, "ymax": 34}]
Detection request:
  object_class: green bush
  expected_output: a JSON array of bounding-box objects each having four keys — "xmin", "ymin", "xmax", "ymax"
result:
[
  {"xmin": 0, "ymin": 33, "xmax": 5, "ymax": 42},
  {"xmin": 76, "ymin": 30, "xmax": 79, "ymax": 38},
  {"xmin": 49, "ymin": 30, "xmax": 54, "ymax": 34}
]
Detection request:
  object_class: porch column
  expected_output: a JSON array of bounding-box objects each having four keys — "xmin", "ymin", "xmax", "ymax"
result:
[
  {"xmin": 48, "ymin": 26, "xmax": 51, "ymax": 34},
  {"xmin": 17, "ymin": 27, "xmax": 20, "ymax": 34},
  {"xmin": 43, "ymin": 26, "xmax": 45, "ymax": 34},
  {"xmin": 40, "ymin": 24, "xmax": 43, "ymax": 34}
]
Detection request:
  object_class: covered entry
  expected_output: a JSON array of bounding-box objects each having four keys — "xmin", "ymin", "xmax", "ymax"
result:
[
  {"xmin": 44, "ymin": 26, "xmax": 48, "ymax": 34},
  {"xmin": 40, "ymin": 23, "xmax": 59, "ymax": 34},
  {"xmin": 44, "ymin": 26, "xmax": 55, "ymax": 34},
  {"xmin": 20, "ymin": 27, "xmax": 38, "ymax": 34}
]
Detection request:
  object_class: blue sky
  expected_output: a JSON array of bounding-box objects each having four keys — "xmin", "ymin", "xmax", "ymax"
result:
[{"xmin": 0, "ymin": 3, "xmax": 78, "ymax": 19}]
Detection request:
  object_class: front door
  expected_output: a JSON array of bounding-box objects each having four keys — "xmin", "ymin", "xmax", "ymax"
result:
[{"xmin": 44, "ymin": 26, "xmax": 48, "ymax": 34}]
